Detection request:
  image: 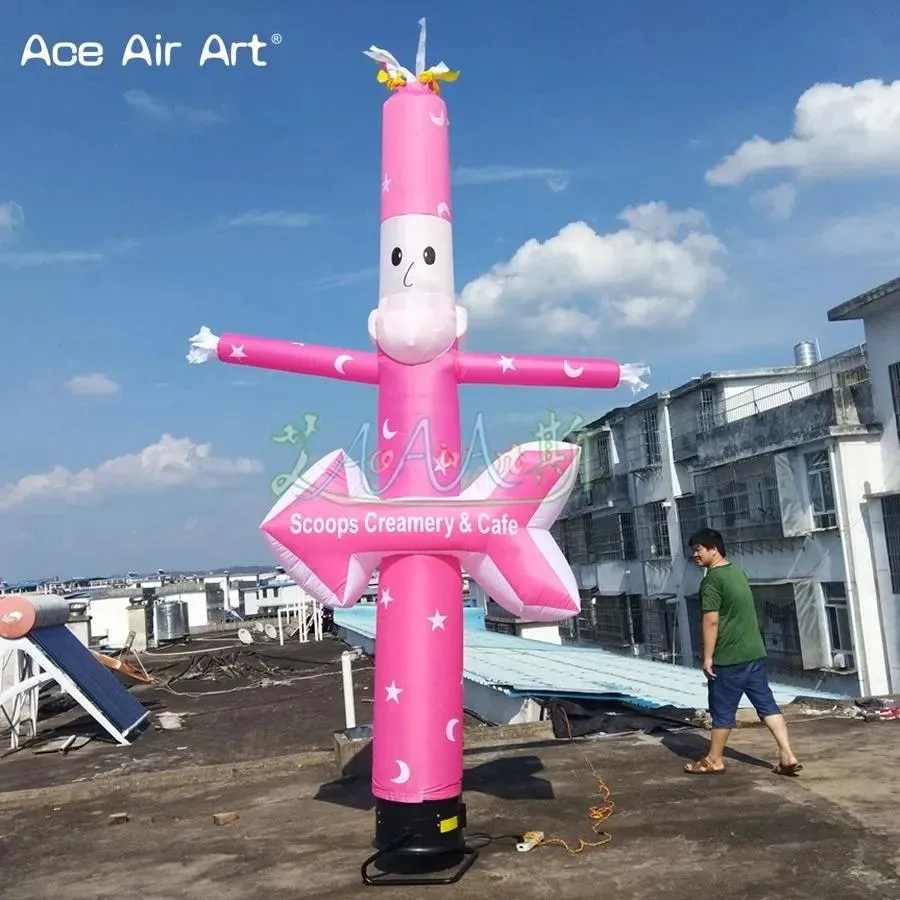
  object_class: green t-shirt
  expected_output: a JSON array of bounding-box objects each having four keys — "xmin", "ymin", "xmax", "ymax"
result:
[{"xmin": 699, "ymin": 563, "xmax": 767, "ymax": 666}]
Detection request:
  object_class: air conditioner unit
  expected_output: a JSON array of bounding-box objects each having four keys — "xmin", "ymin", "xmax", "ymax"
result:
[{"xmin": 831, "ymin": 650, "xmax": 854, "ymax": 670}]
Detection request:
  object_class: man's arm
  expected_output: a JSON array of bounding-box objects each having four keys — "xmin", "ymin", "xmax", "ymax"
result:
[
  {"xmin": 701, "ymin": 611, "xmax": 719, "ymax": 671},
  {"xmin": 700, "ymin": 577, "xmax": 722, "ymax": 677},
  {"xmin": 186, "ymin": 326, "xmax": 379, "ymax": 384}
]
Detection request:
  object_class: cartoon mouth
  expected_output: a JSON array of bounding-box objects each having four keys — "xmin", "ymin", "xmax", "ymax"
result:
[{"xmin": 403, "ymin": 262, "xmax": 414, "ymax": 287}]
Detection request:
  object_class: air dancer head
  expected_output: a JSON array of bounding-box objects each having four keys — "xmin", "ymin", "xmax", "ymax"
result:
[{"xmin": 365, "ymin": 19, "xmax": 467, "ymax": 365}]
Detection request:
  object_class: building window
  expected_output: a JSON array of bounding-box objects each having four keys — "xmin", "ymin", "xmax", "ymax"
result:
[
  {"xmin": 596, "ymin": 432, "xmax": 613, "ymax": 479},
  {"xmin": 821, "ymin": 581, "xmax": 854, "ymax": 657},
  {"xmin": 635, "ymin": 501, "xmax": 671, "ymax": 560},
  {"xmin": 620, "ymin": 512, "xmax": 637, "ymax": 559},
  {"xmin": 752, "ymin": 583, "xmax": 803, "ymax": 673},
  {"xmin": 696, "ymin": 387, "xmax": 717, "ymax": 433},
  {"xmin": 588, "ymin": 512, "xmax": 623, "ymax": 561},
  {"xmin": 564, "ymin": 515, "xmax": 590, "ymax": 565},
  {"xmin": 676, "ymin": 494, "xmax": 704, "ymax": 556},
  {"xmin": 883, "ymin": 494, "xmax": 900, "ymax": 595},
  {"xmin": 694, "ymin": 456, "xmax": 785, "ymax": 544},
  {"xmin": 890, "ymin": 362, "xmax": 900, "ymax": 444},
  {"xmin": 805, "ymin": 450, "xmax": 837, "ymax": 529},
  {"xmin": 641, "ymin": 409, "xmax": 661, "ymax": 466}
]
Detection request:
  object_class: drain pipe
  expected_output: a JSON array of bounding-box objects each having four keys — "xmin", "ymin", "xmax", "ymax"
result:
[{"xmin": 341, "ymin": 648, "xmax": 364, "ymax": 730}]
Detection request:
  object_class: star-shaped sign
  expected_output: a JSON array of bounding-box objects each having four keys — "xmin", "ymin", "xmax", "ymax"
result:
[
  {"xmin": 382, "ymin": 175, "xmax": 392, "ymax": 193},
  {"xmin": 380, "ymin": 587, "xmax": 394, "ymax": 608},
  {"xmin": 385, "ymin": 681, "xmax": 403, "ymax": 703},
  {"xmin": 497, "ymin": 355, "xmax": 516, "ymax": 373},
  {"xmin": 427, "ymin": 609, "xmax": 447, "ymax": 631},
  {"xmin": 229, "ymin": 344, "xmax": 248, "ymax": 360}
]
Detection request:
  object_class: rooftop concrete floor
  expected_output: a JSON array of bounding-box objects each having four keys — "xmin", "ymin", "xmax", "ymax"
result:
[{"xmin": 2, "ymin": 714, "xmax": 899, "ymax": 899}]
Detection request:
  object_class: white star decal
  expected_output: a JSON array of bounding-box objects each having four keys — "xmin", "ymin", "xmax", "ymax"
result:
[
  {"xmin": 380, "ymin": 588, "xmax": 394, "ymax": 608},
  {"xmin": 229, "ymin": 345, "xmax": 247, "ymax": 360},
  {"xmin": 433, "ymin": 455, "xmax": 450, "ymax": 475},
  {"xmin": 385, "ymin": 681, "xmax": 403, "ymax": 703},
  {"xmin": 497, "ymin": 355, "xmax": 516, "ymax": 373},
  {"xmin": 382, "ymin": 175, "xmax": 392, "ymax": 193},
  {"xmin": 427, "ymin": 609, "xmax": 447, "ymax": 631}
]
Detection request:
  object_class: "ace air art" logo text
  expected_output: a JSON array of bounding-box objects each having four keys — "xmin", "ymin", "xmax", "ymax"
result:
[{"xmin": 20, "ymin": 32, "xmax": 281, "ymax": 68}]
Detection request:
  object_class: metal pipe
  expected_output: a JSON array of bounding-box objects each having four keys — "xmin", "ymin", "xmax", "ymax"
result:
[{"xmin": 341, "ymin": 650, "xmax": 357, "ymax": 730}]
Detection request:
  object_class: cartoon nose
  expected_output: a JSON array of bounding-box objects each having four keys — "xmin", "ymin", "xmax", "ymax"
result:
[{"xmin": 403, "ymin": 262, "xmax": 415, "ymax": 287}]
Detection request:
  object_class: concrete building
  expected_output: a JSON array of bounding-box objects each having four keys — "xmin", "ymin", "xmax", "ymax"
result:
[
  {"xmin": 827, "ymin": 276, "xmax": 900, "ymax": 693},
  {"xmin": 547, "ymin": 276, "xmax": 900, "ymax": 698}
]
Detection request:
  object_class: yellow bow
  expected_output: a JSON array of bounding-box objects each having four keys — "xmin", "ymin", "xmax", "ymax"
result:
[
  {"xmin": 417, "ymin": 68, "xmax": 460, "ymax": 93},
  {"xmin": 376, "ymin": 67, "xmax": 460, "ymax": 93}
]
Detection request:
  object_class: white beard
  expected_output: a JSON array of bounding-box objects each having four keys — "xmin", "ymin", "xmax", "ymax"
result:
[{"xmin": 368, "ymin": 292, "xmax": 467, "ymax": 365}]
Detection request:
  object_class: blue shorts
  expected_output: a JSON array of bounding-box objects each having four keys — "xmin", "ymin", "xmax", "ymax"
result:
[{"xmin": 707, "ymin": 658, "xmax": 781, "ymax": 729}]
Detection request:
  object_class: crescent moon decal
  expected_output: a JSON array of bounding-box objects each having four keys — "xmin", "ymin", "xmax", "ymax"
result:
[
  {"xmin": 334, "ymin": 354, "xmax": 352, "ymax": 375},
  {"xmin": 445, "ymin": 718, "xmax": 460, "ymax": 743},
  {"xmin": 437, "ymin": 202, "xmax": 451, "ymax": 220},
  {"xmin": 429, "ymin": 109, "xmax": 445, "ymax": 127},
  {"xmin": 563, "ymin": 360, "xmax": 584, "ymax": 378},
  {"xmin": 382, "ymin": 419, "xmax": 398, "ymax": 440},
  {"xmin": 391, "ymin": 759, "xmax": 411, "ymax": 784}
]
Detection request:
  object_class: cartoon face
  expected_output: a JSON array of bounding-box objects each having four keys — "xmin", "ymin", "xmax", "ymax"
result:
[
  {"xmin": 370, "ymin": 215, "xmax": 465, "ymax": 365},
  {"xmin": 378, "ymin": 215, "xmax": 455, "ymax": 299}
]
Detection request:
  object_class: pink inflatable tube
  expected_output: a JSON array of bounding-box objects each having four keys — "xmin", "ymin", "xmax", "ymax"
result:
[{"xmin": 186, "ymin": 19, "xmax": 649, "ymax": 879}]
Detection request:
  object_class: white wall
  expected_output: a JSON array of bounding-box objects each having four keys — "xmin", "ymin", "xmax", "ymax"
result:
[
  {"xmin": 719, "ymin": 374, "xmax": 812, "ymax": 423},
  {"xmin": 861, "ymin": 301, "xmax": 900, "ymax": 492},
  {"xmin": 865, "ymin": 498, "xmax": 900, "ymax": 690},
  {"xmin": 243, "ymin": 580, "xmax": 317, "ymax": 615},
  {"xmin": 86, "ymin": 594, "xmax": 134, "ymax": 647},
  {"xmin": 88, "ymin": 590, "xmax": 209, "ymax": 647},
  {"xmin": 851, "ymin": 297, "xmax": 900, "ymax": 691},
  {"xmin": 165, "ymin": 591, "xmax": 208, "ymax": 629},
  {"xmin": 518, "ymin": 623, "xmax": 562, "ymax": 645},
  {"xmin": 831, "ymin": 439, "xmax": 891, "ymax": 695}
]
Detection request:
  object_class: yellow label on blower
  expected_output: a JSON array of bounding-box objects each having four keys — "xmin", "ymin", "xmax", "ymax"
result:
[{"xmin": 439, "ymin": 816, "xmax": 459, "ymax": 833}]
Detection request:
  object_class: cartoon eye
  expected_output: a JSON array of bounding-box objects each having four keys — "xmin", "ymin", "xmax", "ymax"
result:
[
  {"xmin": 423, "ymin": 246, "xmax": 436, "ymax": 265},
  {"xmin": 391, "ymin": 247, "xmax": 402, "ymax": 266}
]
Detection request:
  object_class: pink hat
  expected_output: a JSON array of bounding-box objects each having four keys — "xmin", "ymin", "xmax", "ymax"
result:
[{"xmin": 365, "ymin": 20, "xmax": 459, "ymax": 224}]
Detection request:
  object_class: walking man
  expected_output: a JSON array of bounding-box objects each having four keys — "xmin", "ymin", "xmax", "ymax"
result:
[{"xmin": 683, "ymin": 528, "xmax": 802, "ymax": 776}]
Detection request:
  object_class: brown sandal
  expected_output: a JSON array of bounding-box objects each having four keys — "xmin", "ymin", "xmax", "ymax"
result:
[
  {"xmin": 773, "ymin": 762, "xmax": 803, "ymax": 776},
  {"xmin": 684, "ymin": 757, "xmax": 726, "ymax": 775}
]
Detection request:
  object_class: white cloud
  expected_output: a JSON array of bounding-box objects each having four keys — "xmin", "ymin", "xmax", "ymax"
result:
[
  {"xmin": 750, "ymin": 182, "xmax": 798, "ymax": 220},
  {"xmin": 124, "ymin": 89, "xmax": 224, "ymax": 129},
  {"xmin": 459, "ymin": 202, "xmax": 725, "ymax": 334},
  {"xmin": 316, "ymin": 267, "xmax": 378, "ymax": 289},
  {"xmin": 0, "ymin": 201, "xmax": 24, "ymax": 239},
  {"xmin": 65, "ymin": 373, "xmax": 121, "ymax": 396},
  {"xmin": 706, "ymin": 79, "xmax": 900, "ymax": 186},
  {"xmin": 0, "ymin": 435, "xmax": 263, "ymax": 511},
  {"xmin": 817, "ymin": 206, "xmax": 900, "ymax": 255},
  {"xmin": 453, "ymin": 166, "xmax": 570, "ymax": 192},
  {"xmin": 226, "ymin": 211, "xmax": 318, "ymax": 228},
  {"xmin": 0, "ymin": 250, "xmax": 104, "ymax": 268},
  {"xmin": 0, "ymin": 202, "xmax": 126, "ymax": 268}
]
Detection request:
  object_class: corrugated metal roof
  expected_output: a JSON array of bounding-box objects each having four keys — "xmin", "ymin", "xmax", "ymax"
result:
[{"xmin": 333, "ymin": 606, "xmax": 847, "ymax": 710}]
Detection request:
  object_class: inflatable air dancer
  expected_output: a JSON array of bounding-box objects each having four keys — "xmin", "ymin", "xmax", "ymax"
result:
[{"xmin": 186, "ymin": 20, "xmax": 648, "ymax": 886}]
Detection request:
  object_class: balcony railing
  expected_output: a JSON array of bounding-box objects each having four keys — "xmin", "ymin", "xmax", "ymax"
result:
[
  {"xmin": 712, "ymin": 361, "xmax": 869, "ymax": 429},
  {"xmin": 563, "ymin": 473, "xmax": 630, "ymax": 516},
  {"xmin": 696, "ymin": 378, "xmax": 876, "ymax": 468}
]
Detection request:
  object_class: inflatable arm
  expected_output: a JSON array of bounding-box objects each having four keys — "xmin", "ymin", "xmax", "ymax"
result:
[
  {"xmin": 456, "ymin": 350, "xmax": 649, "ymax": 391},
  {"xmin": 186, "ymin": 326, "xmax": 379, "ymax": 384}
]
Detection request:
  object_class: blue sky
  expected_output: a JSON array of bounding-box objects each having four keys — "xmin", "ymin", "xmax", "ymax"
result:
[{"xmin": 1, "ymin": 1, "xmax": 898, "ymax": 580}]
